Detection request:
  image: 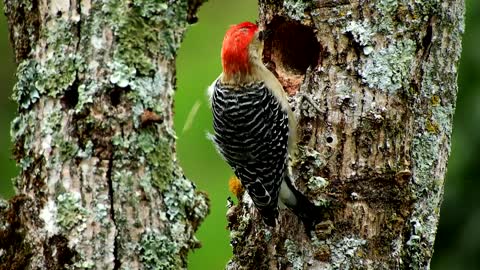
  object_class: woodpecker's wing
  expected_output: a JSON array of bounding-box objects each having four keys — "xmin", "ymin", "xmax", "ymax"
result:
[{"xmin": 210, "ymin": 80, "xmax": 290, "ymax": 211}]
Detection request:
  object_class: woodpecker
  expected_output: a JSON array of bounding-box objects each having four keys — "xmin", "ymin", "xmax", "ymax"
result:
[{"xmin": 208, "ymin": 22, "xmax": 323, "ymax": 228}]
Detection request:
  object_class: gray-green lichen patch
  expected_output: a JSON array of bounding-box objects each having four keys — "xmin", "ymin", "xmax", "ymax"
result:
[
  {"xmin": 162, "ymin": 170, "xmax": 209, "ymax": 245},
  {"xmin": 76, "ymin": 140, "xmax": 94, "ymax": 159},
  {"xmin": 10, "ymin": 109, "xmax": 36, "ymax": 172},
  {"xmin": 372, "ymin": 0, "xmax": 397, "ymax": 32},
  {"xmin": 165, "ymin": 177, "xmax": 209, "ymax": 226},
  {"xmin": 411, "ymin": 122, "xmax": 442, "ymax": 187},
  {"xmin": 406, "ymin": 78, "xmax": 455, "ymax": 268},
  {"xmin": 360, "ymin": 39, "xmax": 416, "ymax": 93},
  {"xmin": 37, "ymin": 18, "xmax": 82, "ymax": 96},
  {"xmin": 35, "ymin": 52, "xmax": 78, "ymax": 98},
  {"xmin": 307, "ymin": 176, "xmax": 328, "ymax": 192},
  {"xmin": 164, "ymin": 176, "xmax": 198, "ymax": 221},
  {"xmin": 72, "ymin": 260, "xmax": 95, "ymax": 269},
  {"xmin": 228, "ymin": 201, "xmax": 253, "ymax": 245},
  {"xmin": 140, "ymin": 229, "xmax": 182, "ymax": 270},
  {"xmin": 56, "ymin": 192, "xmax": 88, "ymax": 231},
  {"xmin": 129, "ymin": 73, "xmax": 169, "ymax": 126},
  {"xmin": 405, "ymin": 0, "xmax": 464, "ymax": 266},
  {"xmin": 343, "ymin": 20, "xmax": 374, "ymax": 47},
  {"xmin": 377, "ymin": 0, "xmax": 398, "ymax": 14},
  {"xmin": 12, "ymin": 60, "xmax": 40, "ymax": 109},
  {"xmin": 58, "ymin": 137, "xmax": 80, "ymax": 161},
  {"xmin": 74, "ymin": 83, "xmax": 93, "ymax": 113},
  {"xmin": 103, "ymin": 0, "xmax": 188, "ymax": 138},
  {"xmin": 285, "ymin": 239, "xmax": 304, "ymax": 270},
  {"xmin": 119, "ymin": 129, "xmax": 174, "ymax": 191},
  {"xmin": 152, "ymin": 159, "xmax": 174, "ymax": 194},
  {"xmin": 410, "ymin": 1, "xmax": 440, "ymax": 19},
  {"xmin": 105, "ymin": 0, "xmax": 188, "ymax": 83},
  {"xmin": 282, "ymin": 0, "xmax": 312, "ymax": 21},
  {"xmin": 330, "ymin": 236, "xmax": 367, "ymax": 268},
  {"xmin": 304, "ymin": 147, "xmax": 325, "ymax": 169},
  {"xmin": 406, "ymin": 218, "xmax": 423, "ymax": 246},
  {"xmin": 109, "ymin": 62, "xmax": 136, "ymax": 88},
  {"xmin": 11, "ymin": 17, "xmax": 82, "ymax": 110}
]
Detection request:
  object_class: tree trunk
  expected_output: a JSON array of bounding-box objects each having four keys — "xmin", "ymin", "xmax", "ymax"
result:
[
  {"xmin": 227, "ymin": 1, "xmax": 464, "ymax": 269},
  {"xmin": 1, "ymin": 0, "xmax": 208, "ymax": 269}
]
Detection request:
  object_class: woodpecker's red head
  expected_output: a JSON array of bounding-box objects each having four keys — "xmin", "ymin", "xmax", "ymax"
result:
[{"xmin": 221, "ymin": 22, "xmax": 259, "ymax": 77}]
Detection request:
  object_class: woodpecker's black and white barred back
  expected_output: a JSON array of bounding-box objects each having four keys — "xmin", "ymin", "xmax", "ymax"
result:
[
  {"xmin": 210, "ymin": 80, "xmax": 288, "ymax": 225},
  {"xmin": 209, "ymin": 79, "xmax": 323, "ymax": 228}
]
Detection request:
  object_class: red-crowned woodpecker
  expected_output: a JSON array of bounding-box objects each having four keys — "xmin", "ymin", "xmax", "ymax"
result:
[{"xmin": 208, "ymin": 22, "xmax": 324, "ymax": 228}]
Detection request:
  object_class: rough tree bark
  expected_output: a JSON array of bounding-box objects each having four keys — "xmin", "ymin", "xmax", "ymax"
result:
[
  {"xmin": 0, "ymin": 0, "xmax": 209, "ymax": 269},
  {"xmin": 227, "ymin": 1, "xmax": 464, "ymax": 269}
]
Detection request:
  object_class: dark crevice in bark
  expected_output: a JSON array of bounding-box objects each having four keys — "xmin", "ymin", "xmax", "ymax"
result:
[
  {"xmin": 106, "ymin": 154, "xmax": 120, "ymax": 270},
  {"xmin": 61, "ymin": 76, "xmax": 80, "ymax": 110},
  {"xmin": 43, "ymin": 235, "xmax": 76, "ymax": 270},
  {"xmin": 61, "ymin": 0, "xmax": 82, "ymax": 112},
  {"xmin": 344, "ymin": 31, "xmax": 363, "ymax": 61},
  {"xmin": 109, "ymin": 87, "xmax": 124, "ymax": 107},
  {"xmin": 422, "ymin": 20, "xmax": 434, "ymax": 54},
  {"xmin": 411, "ymin": 16, "xmax": 435, "ymax": 95},
  {"xmin": 0, "ymin": 196, "xmax": 33, "ymax": 270}
]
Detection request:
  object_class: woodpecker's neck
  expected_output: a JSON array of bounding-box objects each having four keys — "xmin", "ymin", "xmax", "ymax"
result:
[{"xmin": 221, "ymin": 54, "xmax": 265, "ymax": 85}]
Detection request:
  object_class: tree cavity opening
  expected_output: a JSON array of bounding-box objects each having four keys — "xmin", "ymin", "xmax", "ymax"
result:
[{"xmin": 264, "ymin": 17, "xmax": 320, "ymax": 94}]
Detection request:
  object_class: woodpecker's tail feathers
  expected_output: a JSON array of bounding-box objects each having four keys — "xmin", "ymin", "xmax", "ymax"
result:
[{"xmin": 258, "ymin": 206, "xmax": 278, "ymax": 227}]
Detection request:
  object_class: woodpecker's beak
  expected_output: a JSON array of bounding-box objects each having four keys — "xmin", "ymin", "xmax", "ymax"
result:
[{"xmin": 258, "ymin": 29, "xmax": 272, "ymax": 41}]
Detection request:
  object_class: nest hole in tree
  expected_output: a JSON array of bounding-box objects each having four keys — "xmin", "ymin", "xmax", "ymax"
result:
[{"xmin": 263, "ymin": 17, "xmax": 320, "ymax": 95}]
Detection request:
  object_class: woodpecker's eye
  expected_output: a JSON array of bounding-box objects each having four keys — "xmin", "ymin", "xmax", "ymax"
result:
[
  {"xmin": 259, "ymin": 31, "xmax": 265, "ymax": 41},
  {"xmin": 258, "ymin": 30, "xmax": 271, "ymax": 41}
]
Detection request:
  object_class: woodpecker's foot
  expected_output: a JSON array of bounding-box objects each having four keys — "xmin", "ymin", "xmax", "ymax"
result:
[
  {"xmin": 262, "ymin": 216, "xmax": 277, "ymax": 227},
  {"xmin": 298, "ymin": 206, "xmax": 327, "ymax": 236}
]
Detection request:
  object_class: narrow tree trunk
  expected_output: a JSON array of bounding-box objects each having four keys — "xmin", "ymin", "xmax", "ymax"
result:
[
  {"xmin": 227, "ymin": 1, "xmax": 464, "ymax": 269},
  {"xmin": 0, "ymin": 1, "xmax": 208, "ymax": 269}
]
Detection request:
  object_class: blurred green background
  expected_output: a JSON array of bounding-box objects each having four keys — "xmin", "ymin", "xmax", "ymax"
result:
[{"xmin": 0, "ymin": 1, "xmax": 478, "ymax": 269}]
